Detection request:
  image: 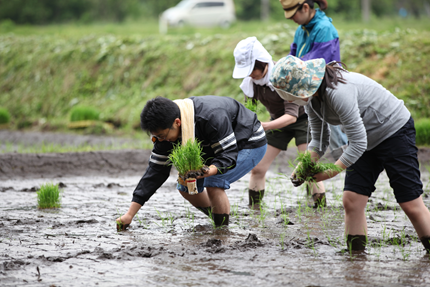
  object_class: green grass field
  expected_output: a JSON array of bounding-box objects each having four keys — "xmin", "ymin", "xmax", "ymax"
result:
[{"xmin": 1, "ymin": 17, "xmax": 430, "ymax": 145}]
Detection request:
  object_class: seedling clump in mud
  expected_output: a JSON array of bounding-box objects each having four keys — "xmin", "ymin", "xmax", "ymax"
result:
[
  {"xmin": 37, "ymin": 182, "xmax": 62, "ymax": 209},
  {"xmin": 292, "ymin": 152, "xmax": 343, "ymax": 184}
]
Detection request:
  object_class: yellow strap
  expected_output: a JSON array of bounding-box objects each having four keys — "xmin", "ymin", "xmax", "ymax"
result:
[{"xmin": 173, "ymin": 99, "xmax": 195, "ymax": 145}]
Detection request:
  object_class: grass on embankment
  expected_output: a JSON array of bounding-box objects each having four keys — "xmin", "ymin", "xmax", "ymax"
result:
[{"xmin": 1, "ymin": 18, "xmax": 429, "ymax": 144}]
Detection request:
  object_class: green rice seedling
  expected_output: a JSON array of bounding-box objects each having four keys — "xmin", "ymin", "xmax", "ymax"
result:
[
  {"xmin": 291, "ymin": 152, "xmax": 344, "ymax": 186},
  {"xmin": 258, "ymin": 202, "xmax": 268, "ymax": 228},
  {"xmin": 0, "ymin": 107, "xmax": 11, "ymax": 124},
  {"xmin": 307, "ymin": 233, "xmax": 318, "ymax": 257},
  {"xmin": 244, "ymin": 100, "xmax": 258, "ymax": 113},
  {"xmin": 280, "ymin": 231, "xmax": 286, "ymax": 250},
  {"xmin": 168, "ymin": 140, "xmax": 205, "ymax": 177},
  {"xmin": 207, "ymin": 209, "xmax": 217, "ymax": 229},
  {"xmin": 167, "ymin": 212, "xmax": 175, "ymax": 227},
  {"xmin": 37, "ymin": 183, "xmax": 62, "ymax": 209},
  {"xmin": 135, "ymin": 213, "xmax": 149, "ymax": 229},
  {"xmin": 155, "ymin": 208, "xmax": 167, "ymax": 227},
  {"xmin": 415, "ymin": 118, "xmax": 430, "ymax": 146},
  {"xmin": 69, "ymin": 106, "xmax": 100, "ymax": 122},
  {"xmin": 184, "ymin": 206, "xmax": 195, "ymax": 230}
]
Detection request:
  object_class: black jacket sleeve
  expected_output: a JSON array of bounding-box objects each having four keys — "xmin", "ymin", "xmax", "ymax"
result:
[{"xmin": 132, "ymin": 140, "xmax": 173, "ymax": 206}]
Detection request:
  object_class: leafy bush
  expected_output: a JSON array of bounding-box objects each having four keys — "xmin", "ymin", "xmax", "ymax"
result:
[
  {"xmin": 0, "ymin": 107, "xmax": 10, "ymax": 124},
  {"xmin": 37, "ymin": 183, "xmax": 62, "ymax": 209},
  {"xmin": 415, "ymin": 118, "xmax": 430, "ymax": 146},
  {"xmin": 70, "ymin": 106, "xmax": 100, "ymax": 122}
]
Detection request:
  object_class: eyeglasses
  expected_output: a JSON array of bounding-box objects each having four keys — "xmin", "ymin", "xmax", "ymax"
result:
[{"xmin": 152, "ymin": 127, "xmax": 172, "ymax": 142}]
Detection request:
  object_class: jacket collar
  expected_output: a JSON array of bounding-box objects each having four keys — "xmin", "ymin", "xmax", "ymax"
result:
[{"xmin": 302, "ymin": 9, "xmax": 329, "ymax": 30}]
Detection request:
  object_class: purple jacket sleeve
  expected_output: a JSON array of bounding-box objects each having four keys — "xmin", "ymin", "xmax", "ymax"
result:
[{"xmin": 301, "ymin": 38, "xmax": 340, "ymax": 63}]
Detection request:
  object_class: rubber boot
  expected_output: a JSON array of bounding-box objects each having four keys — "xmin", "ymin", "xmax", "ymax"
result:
[
  {"xmin": 346, "ymin": 234, "xmax": 367, "ymax": 251},
  {"xmin": 248, "ymin": 189, "xmax": 265, "ymax": 206},
  {"xmin": 420, "ymin": 236, "xmax": 430, "ymax": 253},
  {"xmin": 196, "ymin": 206, "xmax": 212, "ymax": 217},
  {"xmin": 212, "ymin": 213, "xmax": 229, "ymax": 227},
  {"xmin": 309, "ymin": 193, "xmax": 327, "ymax": 208}
]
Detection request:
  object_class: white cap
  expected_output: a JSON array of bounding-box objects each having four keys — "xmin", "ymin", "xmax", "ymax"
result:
[{"xmin": 232, "ymin": 37, "xmax": 258, "ymax": 79}]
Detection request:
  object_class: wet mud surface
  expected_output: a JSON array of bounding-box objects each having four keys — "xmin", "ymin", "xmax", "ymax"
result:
[{"xmin": 1, "ymin": 131, "xmax": 430, "ymax": 286}]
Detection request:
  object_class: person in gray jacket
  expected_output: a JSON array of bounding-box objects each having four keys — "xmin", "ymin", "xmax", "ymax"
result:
[{"xmin": 270, "ymin": 55, "xmax": 430, "ymax": 253}]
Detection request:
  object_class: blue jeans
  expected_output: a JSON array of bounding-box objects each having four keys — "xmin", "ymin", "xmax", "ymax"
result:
[{"xmin": 177, "ymin": 144, "xmax": 267, "ymax": 193}]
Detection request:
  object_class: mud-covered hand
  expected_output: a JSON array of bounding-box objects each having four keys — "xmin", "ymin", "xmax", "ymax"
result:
[
  {"xmin": 290, "ymin": 163, "xmax": 304, "ymax": 187},
  {"xmin": 197, "ymin": 165, "xmax": 218, "ymax": 179},
  {"xmin": 290, "ymin": 161, "xmax": 316, "ymax": 187},
  {"xmin": 290, "ymin": 173, "xmax": 305, "ymax": 187}
]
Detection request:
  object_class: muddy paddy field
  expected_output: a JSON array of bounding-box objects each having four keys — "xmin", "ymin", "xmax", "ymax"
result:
[{"xmin": 1, "ymin": 131, "xmax": 430, "ymax": 286}]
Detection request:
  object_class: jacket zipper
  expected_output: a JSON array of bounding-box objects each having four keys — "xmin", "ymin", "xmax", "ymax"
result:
[{"xmin": 298, "ymin": 26, "xmax": 310, "ymax": 58}]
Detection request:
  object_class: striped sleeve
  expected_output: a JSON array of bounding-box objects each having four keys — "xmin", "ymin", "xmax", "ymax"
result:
[
  {"xmin": 211, "ymin": 132, "xmax": 236, "ymax": 154},
  {"xmin": 248, "ymin": 124, "xmax": 265, "ymax": 142},
  {"xmin": 149, "ymin": 151, "xmax": 171, "ymax": 165}
]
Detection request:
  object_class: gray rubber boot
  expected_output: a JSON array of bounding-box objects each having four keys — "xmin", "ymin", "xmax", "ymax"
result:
[
  {"xmin": 248, "ymin": 189, "xmax": 265, "ymax": 206},
  {"xmin": 212, "ymin": 213, "xmax": 229, "ymax": 227},
  {"xmin": 346, "ymin": 234, "xmax": 367, "ymax": 251},
  {"xmin": 420, "ymin": 236, "xmax": 430, "ymax": 253}
]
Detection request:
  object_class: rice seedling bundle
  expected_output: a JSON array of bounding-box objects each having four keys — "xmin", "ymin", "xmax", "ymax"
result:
[
  {"xmin": 37, "ymin": 182, "xmax": 62, "ymax": 209},
  {"xmin": 292, "ymin": 152, "xmax": 343, "ymax": 184},
  {"xmin": 169, "ymin": 140, "xmax": 207, "ymax": 194}
]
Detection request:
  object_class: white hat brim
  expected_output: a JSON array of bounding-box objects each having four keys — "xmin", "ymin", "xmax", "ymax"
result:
[{"xmin": 232, "ymin": 64, "xmax": 253, "ymax": 79}]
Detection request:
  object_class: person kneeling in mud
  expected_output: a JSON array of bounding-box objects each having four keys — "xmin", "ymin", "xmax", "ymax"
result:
[
  {"xmin": 116, "ymin": 95, "xmax": 267, "ymax": 229},
  {"xmin": 271, "ymin": 55, "xmax": 430, "ymax": 253}
]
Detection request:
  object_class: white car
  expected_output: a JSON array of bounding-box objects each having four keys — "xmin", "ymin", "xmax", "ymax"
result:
[{"xmin": 160, "ymin": 0, "xmax": 236, "ymax": 29}]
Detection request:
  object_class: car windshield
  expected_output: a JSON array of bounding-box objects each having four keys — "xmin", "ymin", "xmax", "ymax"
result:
[{"xmin": 176, "ymin": 0, "xmax": 195, "ymax": 9}]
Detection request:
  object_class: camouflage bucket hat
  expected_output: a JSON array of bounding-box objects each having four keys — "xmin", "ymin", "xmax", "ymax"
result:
[{"xmin": 270, "ymin": 55, "xmax": 326, "ymax": 102}]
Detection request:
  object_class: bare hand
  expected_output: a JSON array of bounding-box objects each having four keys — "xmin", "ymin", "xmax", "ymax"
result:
[{"xmin": 116, "ymin": 213, "xmax": 133, "ymax": 231}]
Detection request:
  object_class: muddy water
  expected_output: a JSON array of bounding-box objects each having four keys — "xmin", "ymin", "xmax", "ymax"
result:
[{"xmin": 2, "ymin": 167, "xmax": 430, "ymax": 287}]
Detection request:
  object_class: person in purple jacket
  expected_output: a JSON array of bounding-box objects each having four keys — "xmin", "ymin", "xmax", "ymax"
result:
[{"xmin": 279, "ymin": 0, "xmax": 347, "ymax": 159}]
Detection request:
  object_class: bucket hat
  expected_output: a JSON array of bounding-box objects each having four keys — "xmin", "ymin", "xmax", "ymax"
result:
[
  {"xmin": 233, "ymin": 36, "xmax": 267, "ymax": 79},
  {"xmin": 270, "ymin": 55, "xmax": 326, "ymax": 102},
  {"xmin": 279, "ymin": 0, "xmax": 305, "ymax": 19}
]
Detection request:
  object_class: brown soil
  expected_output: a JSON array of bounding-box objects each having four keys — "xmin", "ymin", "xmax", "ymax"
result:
[{"xmin": 1, "ymin": 131, "xmax": 430, "ymax": 286}]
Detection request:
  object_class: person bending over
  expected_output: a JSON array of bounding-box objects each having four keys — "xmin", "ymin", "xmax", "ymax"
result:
[
  {"xmin": 116, "ymin": 95, "xmax": 267, "ymax": 229},
  {"xmin": 233, "ymin": 36, "xmax": 325, "ymax": 208},
  {"xmin": 271, "ymin": 55, "xmax": 430, "ymax": 253}
]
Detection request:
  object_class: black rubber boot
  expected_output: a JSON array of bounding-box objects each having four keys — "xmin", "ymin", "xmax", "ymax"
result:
[
  {"xmin": 248, "ymin": 189, "xmax": 265, "ymax": 206},
  {"xmin": 311, "ymin": 192, "xmax": 327, "ymax": 208},
  {"xmin": 212, "ymin": 213, "xmax": 229, "ymax": 227},
  {"xmin": 420, "ymin": 236, "xmax": 430, "ymax": 253},
  {"xmin": 346, "ymin": 234, "xmax": 367, "ymax": 251},
  {"xmin": 196, "ymin": 206, "xmax": 212, "ymax": 217}
]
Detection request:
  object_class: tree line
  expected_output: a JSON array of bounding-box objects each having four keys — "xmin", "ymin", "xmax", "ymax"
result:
[{"xmin": 0, "ymin": 0, "xmax": 428, "ymax": 24}]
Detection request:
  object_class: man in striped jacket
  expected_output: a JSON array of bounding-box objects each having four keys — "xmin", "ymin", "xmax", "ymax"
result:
[{"xmin": 116, "ymin": 95, "xmax": 267, "ymax": 229}]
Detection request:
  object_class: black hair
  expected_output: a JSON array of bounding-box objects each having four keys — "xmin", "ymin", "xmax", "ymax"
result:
[
  {"xmin": 317, "ymin": 62, "xmax": 348, "ymax": 101},
  {"xmin": 253, "ymin": 60, "xmax": 268, "ymax": 72},
  {"xmin": 299, "ymin": 0, "xmax": 328, "ymax": 11},
  {"xmin": 140, "ymin": 97, "xmax": 180, "ymax": 133}
]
